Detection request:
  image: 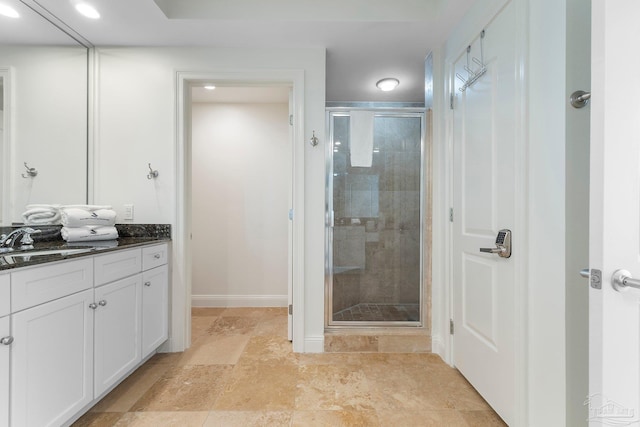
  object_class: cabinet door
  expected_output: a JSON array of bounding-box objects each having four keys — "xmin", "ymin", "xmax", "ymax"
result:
[
  {"xmin": 1, "ymin": 316, "xmax": 10, "ymax": 427},
  {"xmin": 142, "ymin": 265, "xmax": 168, "ymax": 358},
  {"xmin": 11, "ymin": 289, "xmax": 94, "ymax": 427},
  {"xmin": 94, "ymin": 274, "xmax": 142, "ymax": 397}
]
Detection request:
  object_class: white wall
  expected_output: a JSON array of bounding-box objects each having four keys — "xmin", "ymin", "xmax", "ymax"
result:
[
  {"xmin": 191, "ymin": 102, "xmax": 289, "ymax": 306},
  {"xmin": 433, "ymin": 0, "xmax": 573, "ymax": 424},
  {"xmin": 93, "ymin": 46, "xmax": 326, "ymax": 352},
  {"xmin": 0, "ymin": 46, "xmax": 87, "ymax": 224}
]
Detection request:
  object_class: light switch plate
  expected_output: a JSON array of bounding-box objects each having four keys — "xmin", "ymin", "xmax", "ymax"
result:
[{"xmin": 123, "ymin": 204, "xmax": 134, "ymax": 220}]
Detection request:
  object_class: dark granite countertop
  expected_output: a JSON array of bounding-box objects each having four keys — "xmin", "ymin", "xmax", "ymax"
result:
[{"xmin": 0, "ymin": 224, "xmax": 171, "ymax": 272}]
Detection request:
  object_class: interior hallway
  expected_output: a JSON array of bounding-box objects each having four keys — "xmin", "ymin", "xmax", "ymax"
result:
[{"xmin": 73, "ymin": 308, "xmax": 504, "ymax": 426}]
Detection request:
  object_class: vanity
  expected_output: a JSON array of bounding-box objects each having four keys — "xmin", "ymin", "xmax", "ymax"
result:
[{"xmin": 0, "ymin": 237, "xmax": 170, "ymax": 427}]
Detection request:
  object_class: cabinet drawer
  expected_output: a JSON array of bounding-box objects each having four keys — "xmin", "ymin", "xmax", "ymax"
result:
[
  {"xmin": 0, "ymin": 274, "xmax": 9, "ymax": 317},
  {"xmin": 11, "ymin": 258, "xmax": 93, "ymax": 312},
  {"xmin": 142, "ymin": 243, "xmax": 168, "ymax": 271},
  {"xmin": 94, "ymin": 248, "xmax": 142, "ymax": 287}
]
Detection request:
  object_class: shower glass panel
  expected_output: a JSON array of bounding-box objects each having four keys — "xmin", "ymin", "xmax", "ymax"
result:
[{"xmin": 327, "ymin": 110, "xmax": 424, "ymax": 325}]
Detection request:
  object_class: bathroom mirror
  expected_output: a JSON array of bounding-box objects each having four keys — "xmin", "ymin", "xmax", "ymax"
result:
[{"xmin": 0, "ymin": 0, "xmax": 89, "ymax": 225}]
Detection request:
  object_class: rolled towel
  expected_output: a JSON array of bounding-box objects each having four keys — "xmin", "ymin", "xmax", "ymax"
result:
[
  {"xmin": 61, "ymin": 226, "xmax": 119, "ymax": 242},
  {"xmin": 22, "ymin": 207, "xmax": 62, "ymax": 225},
  {"xmin": 61, "ymin": 208, "xmax": 117, "ymax": 227}
]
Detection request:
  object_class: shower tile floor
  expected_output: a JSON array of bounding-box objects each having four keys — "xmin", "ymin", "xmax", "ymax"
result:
[
  {"xmin": 73, "ymin": 307, "xmax": 505, "ymax": 427},
  {"xmin": 333, "ymin": 303, "xmax": 421, "ymax": 322}
]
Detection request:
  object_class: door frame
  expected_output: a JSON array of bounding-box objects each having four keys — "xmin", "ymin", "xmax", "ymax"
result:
[
  {"xmin": 440, "ymin": 0, "xmax": 529, "ymax": 423},
  {"xmin": 175, "ymin": 69, "xmax": 305, "ymax": 351}
]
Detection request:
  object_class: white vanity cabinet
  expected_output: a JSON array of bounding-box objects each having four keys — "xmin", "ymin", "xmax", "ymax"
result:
[
  {"xmin": 11, "ymin": 288, "xmax": 94, "ymax": 427},
  {"xmin": 2, "ymin": 241, "xmax": 170, "ymax": 427},
  {"xmin": 1, "ymin": 272, "xmax": 10, "ymax": 427}
]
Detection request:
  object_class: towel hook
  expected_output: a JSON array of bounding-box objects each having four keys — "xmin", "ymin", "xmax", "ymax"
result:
[
  {"xmin": 147, "ymin": 163, "xmax": 159, "ymax": 179},
  {"xmin": 310, "ymin": 130, "xmax": 319, "ymax": 147},
  {"xmin": 21, "ymin": 162, "xmax": 37, "ymax": 179}
]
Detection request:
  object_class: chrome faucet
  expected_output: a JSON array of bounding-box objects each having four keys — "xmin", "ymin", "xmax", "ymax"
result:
[{"xmin": 0, "ymin": 227, "xmax": 42, "ymax": 250}]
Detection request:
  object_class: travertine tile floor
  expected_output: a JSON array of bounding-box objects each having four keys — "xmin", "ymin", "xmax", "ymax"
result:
[{"xmin": 74, "ymin": 307, "xmax": 506, "ymax": 426}]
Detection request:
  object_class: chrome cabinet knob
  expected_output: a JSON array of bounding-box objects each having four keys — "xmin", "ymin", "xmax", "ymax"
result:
[
  {"xmin": 89, "ymin": 302, "xmax": 98, "ymax": 310},
  {"xmin": 144, "ymin": 281, "xmax": 151, "ymax": 287},
  {"xmin": 98, "ymin": 300, "xmax": 107, "ymax": 307},
  {"xmin": 0, "ymin": 336, "xmax": 14, "ymax": 345},
  {"xmin": 154, "ymin": 254, "xmax": 161, "ymax": 259}
]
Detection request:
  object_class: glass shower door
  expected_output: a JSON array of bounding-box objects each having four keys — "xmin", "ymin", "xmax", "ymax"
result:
[{"xmin": 327, "ymin": 110, "xmax": 424, "ymax": 325}]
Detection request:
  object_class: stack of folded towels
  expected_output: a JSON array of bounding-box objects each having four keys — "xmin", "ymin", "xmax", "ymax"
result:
[{"xmin": 60, "ymin": 205, "xmax": 119, "ymax": 243}]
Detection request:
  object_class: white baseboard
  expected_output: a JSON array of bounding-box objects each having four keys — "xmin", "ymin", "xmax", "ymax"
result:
[
  {"xmin": 191, "ymin": 294, "xmax": 288, "ymax": 307},
  {"xmin": 303, "ymin": 335, "xmax": 325, "ymax": 353},
  {"xmin": 431, "ymin": 335, "xmax": 444, "ymax": 358}
]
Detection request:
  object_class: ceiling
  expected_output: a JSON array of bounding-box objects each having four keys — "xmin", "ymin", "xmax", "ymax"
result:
[{"xmin": 2, "ymin": 0, "xmax": 476, "ymax": 102}]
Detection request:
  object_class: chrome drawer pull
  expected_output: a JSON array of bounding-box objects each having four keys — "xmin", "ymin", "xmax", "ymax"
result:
[{"xmin": 1, "ymin": 336, "xmax": 14, "ymax": 345}]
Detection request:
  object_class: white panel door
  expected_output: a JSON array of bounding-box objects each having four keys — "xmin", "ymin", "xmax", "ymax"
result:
[
  {"xmin": 11, "ymin": 289, "xmax": 94, "ymax": 427},
  {"xmin": 588, "ymin": 1, "xmax": 640, "ymax": 425},
  {"xmin": 452, "ymin": 3, "xmax": 517, "ymax": 425},
  {"xmin": 94, "ymin": 274, "xmax": 142, "ymax": 397},
  {"xmin": 0, "ymin": 316, "xmax": 10, "ymax": 427},
  {"xmin": 142, "ymin": 265, "xmax": 169, "ymax": 358}
]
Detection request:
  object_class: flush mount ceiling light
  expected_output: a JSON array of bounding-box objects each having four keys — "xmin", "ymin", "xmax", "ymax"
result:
[
  {"xmin": 0, "ymin": 4, "xmax": 19, "ymax": 18},
  {"xmin": 204, "ymin": 85, "xmax": 216, "ymax": 90},
  {"xmin": 73, "ymin": 1, "xmax": 100, "ymax": 19},
  {"xmin": 376, "ymin": 78, "xmax": 400, "ymax": 92}
]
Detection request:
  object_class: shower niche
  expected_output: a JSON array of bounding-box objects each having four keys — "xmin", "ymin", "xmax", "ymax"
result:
[{"xmin": 326, "ymin": 108, "xmax": 425, "ymax": 326}]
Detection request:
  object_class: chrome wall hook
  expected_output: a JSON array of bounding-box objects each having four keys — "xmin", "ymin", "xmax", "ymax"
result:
[
  {"xmin": 21, "ymin": 162, "xmax": 37, "ymax": 178},
  {"xmin": 570, "ymin": 90, "xmax": 591, "ymax": 108},
  {"xmin": 310, "ymin": 130, "xmax": 319, "ymax": 147},
  {"xmin": 147, "ymin": 163, "xmax": 159, "ymax": 179}
]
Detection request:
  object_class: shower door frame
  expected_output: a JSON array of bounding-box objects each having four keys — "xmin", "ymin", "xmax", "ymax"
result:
[{"xmin": 325, "ymin": 105, "xmax": 428, "ymax": 328}]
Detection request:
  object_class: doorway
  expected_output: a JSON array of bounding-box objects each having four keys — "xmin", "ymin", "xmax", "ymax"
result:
[
  {"xmin": 189, "ymin": 86, "xmax": 292, "ymax": 331},
  {"xmin": 176, "ymin": 70, "xmax": 305, "ymax": 351}
]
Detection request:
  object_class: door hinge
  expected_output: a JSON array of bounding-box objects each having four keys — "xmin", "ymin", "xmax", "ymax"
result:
[
  {"xmin": 450, "ymin": 93, "xmax": 455, "ymax": 109},
  {"xmin": 289, "ymin": 115, "xmax": 293, "ymax": 126},
  {"xmin": 450, "ymin": 319, "xmax": 454, "ymax": 335},
  {"xmin": 449, "ymin": 208, "xmax": 454, "ymax": 222},
  {"xmin": 288, "ymin": 209, "xmax": 294, "ymax": 221},
  {"xmin": 288, "ymin": 304, "xmax": 293, "ymax": 315}
]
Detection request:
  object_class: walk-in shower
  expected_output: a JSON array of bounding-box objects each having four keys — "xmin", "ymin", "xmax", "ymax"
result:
[{"xmin": 325, "ymin": 106, "xmax": 425, "ymax": 326}]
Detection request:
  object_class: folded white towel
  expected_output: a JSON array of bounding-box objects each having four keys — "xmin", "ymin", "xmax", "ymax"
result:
[
  {"xmin": 349, "ymin": 111, "xmax": 375, "ymax": 167},
  {"xmin": 22, "ymin": 206, "xmax": 62, "ymax": 225},
  {"xmin": 61, "ymin": 208, "xmax": 117, "ymax": 227},
  {"xmin": 61, "ymin": 226, "xmax": 119, "ymax": 242},
  {"xmin": 63, "ymin": 205, "xmax": 112, "ymax": 211}
]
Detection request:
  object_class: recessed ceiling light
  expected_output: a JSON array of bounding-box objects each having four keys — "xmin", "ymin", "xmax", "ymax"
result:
[
  {"xmin": 0, "ymin": 4, "xmax": 20, "ymax": 18},
  {"xmin": 74, "ymin": 2, "xmax": 100, "ymax": 19},
  {"xmin": 204, "ymin": 85, "xmax": 216, "ymax": 90},
  {"xmin": 376, "ymin": 78, "xmax": 400, "ymax": 91}
]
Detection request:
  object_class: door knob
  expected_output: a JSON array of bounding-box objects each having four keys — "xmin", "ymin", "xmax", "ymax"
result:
[{"xmin": 479, "ymin": 229, "xmax": 512, "ymax": 258}]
